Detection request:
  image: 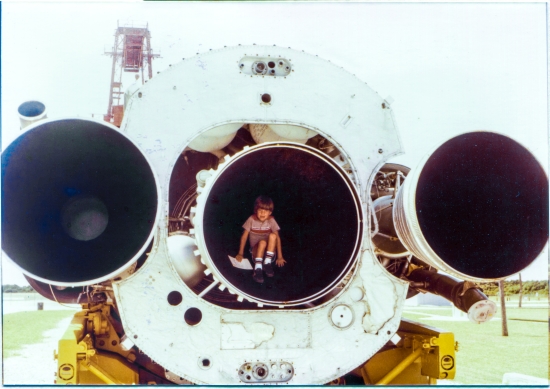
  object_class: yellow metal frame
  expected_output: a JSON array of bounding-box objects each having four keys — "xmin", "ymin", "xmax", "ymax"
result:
[
  {"xmin": 54, "ymin": 306, "xmax": 139, "ymax": 385},
  {"xmin": 361, "ymin": 318, "xmax": 457, "ymax": 385},
  {"xmin": 55, "ymin": 308, "xmax": 456, "ymax": 385}
]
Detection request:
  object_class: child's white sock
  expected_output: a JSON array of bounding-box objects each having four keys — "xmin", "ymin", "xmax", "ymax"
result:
[
  {"xmin": 255, "ymin": 258, "xmax": 263, "ymax": 270},
  {"xmin": 264, "ymin": 251, "xmax": 274, "ymax": 264}
]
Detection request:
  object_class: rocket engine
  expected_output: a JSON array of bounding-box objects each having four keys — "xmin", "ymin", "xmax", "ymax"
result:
[
  {"xmin": 2, "ymin": 46, "xmax": 547, "ymax": 385},
  {"xmin": 2, "ymin": 118, "xmax": 159, "ymax": 286}
]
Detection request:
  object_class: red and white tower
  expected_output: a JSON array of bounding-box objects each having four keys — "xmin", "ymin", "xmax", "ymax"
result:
[{"xmin": 104, "ymin": 22, "xmax": 159, "ymax": 127}]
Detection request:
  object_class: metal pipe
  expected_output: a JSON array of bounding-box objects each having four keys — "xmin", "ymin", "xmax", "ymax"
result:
[
  {"xmin": 407, "ymin": 269, "xmax": 496, "ymax": 323},
  {"xmin": 375, "ymin": 347, "xmax": 423, "ymax": 385},
  {"xmin": 18, "ymin": 101, "xmax": 47, "ymax": 129},
  {"xmin": 369, "ymin": 198, "xmax": 380, "ymax": 238},
  {"xmin": 198, "ymin": 280, "xmax": 220, "ymax": 298},
  {"xmin": 86, "ymin": 363, "xmax": 118, "ymax": 384},
  {"xmin": 374, "ymin": 250, "xmax": 410, "ymax": 259}
]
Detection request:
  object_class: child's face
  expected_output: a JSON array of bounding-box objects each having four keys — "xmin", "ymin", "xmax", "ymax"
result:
[{"xmin": 256, "ymin": 207, "xmax": 272, "ymax": 222}]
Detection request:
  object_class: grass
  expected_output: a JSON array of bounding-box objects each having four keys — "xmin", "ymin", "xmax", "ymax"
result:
[
  {"xmin": 3, "ymin": 310, "xmax": 76, "ymax": 357},
  {"xmin": 402, "ymin": 306, "xmax": 549, "ymax": 384},
  {"xmin": 496, "ymin": 307, "xmax": 548, "ymax": 322}
]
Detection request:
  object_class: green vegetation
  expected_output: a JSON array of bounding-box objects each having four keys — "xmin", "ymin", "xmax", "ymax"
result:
[
  {"xmin": 3, "ymin": 310, "xmax": 75, "ymax": 357},
  {"xmin": 477, "ymin": 280, "xmax": 548, "ymax": 296},
  {"xmin": 402, "ymin": 306, "xmax": 549, "ymax": 384},
  {"xmin": 2, "ymin": 284, "xmax": 36, "ymax": 293}
]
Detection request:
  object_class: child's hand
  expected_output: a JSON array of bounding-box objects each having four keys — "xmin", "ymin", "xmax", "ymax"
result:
[
  {"xmin": 236, "ymin": 254, "xmax": 243, "ymax": 262},
  {"xmin": 275, "ymin": 258, "xmax": 286, "ymax": 267}
]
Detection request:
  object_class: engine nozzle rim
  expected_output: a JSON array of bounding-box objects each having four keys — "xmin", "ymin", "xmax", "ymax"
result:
[
  {"xmin": 393, "ymin": 131, "xmax": 549, "ymax": 282},
  {"xmin": 192, "ymin": 141, "xmax": 364, "ymax": 306},
  {"xmin": 1, "ymin": 117, "xmax": 163, "ymax": 287}
]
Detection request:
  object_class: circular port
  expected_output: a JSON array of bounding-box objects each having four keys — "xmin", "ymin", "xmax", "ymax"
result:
[
  {"xmin": 253, "ymin": 61, "xmax": 267, "ymax": 74},
  {"xmin": 184, "ymin": 307, "xmax": 202, "ymax": 326},
  {"xmin": 197, "ymin": 355, "xmax": 212, "ymax": 370},
  {"xmin": 253, "ymin": 363, "xmax": 269, "ymax": 380},
  {"xmin": 197, "ymin": 143, "xmax": 363, "ymax": 306},
  {"xmin": 167, "ymin": 291, "xmax": 183, "ymax": 306},
  {"xmin": 330, "ymin": 304, "xmax": 354, "ymax": 329},
  {"xmin": 261, "ymin": 94, "xmax": 271, "ymax": 103}
]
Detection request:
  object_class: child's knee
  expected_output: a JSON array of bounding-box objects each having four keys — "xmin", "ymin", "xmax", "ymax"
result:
[{"xmin": 268, "ymin": 233, "xmax": 277, "ymax": 242}]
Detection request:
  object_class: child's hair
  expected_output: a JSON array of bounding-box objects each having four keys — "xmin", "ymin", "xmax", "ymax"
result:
[{"xmin": 254, "ymin": 195, "xmax": 274, "ymax": 213}]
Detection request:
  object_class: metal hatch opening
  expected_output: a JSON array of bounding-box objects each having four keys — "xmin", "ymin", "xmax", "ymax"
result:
[{"xmin": 198, "ymin": 143, "xmax": 363, "ymax": 305}]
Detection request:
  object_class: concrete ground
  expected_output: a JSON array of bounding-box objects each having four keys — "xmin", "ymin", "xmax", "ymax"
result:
[
  {"xmin": 2, "ymin": 315, "xmax": 74, "ymax": 385},
  {"xmin": 2, "ymin": 293, "xmax": 79, "ymax": 385}
]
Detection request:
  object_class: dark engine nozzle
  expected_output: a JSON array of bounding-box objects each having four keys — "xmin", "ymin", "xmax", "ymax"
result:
[
  {"xmin": 2, "ymin": 118, "xmax": 159, "ymax": 286},
  {"xmin": 394, "ymin": 131, "xmax": 548, "ymax": 281}
]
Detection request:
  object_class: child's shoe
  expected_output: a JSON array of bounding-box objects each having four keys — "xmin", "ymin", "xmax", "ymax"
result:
[
  {"xmin": 253, "ymin": 268, "xmax": 264, "ymax": 283},
  {"xmin": 264, "ymin": 262, "xmax": 275, "ymax": 277}
]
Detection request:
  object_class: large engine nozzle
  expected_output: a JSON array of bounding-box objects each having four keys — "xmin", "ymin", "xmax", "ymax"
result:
[
  {"xmin": 2, "ymin": 118, "xmax": 159, "ymax": 286},
  {"xmin": 394, "ymin": 131, "xmax": 548, "ymax": 281}
]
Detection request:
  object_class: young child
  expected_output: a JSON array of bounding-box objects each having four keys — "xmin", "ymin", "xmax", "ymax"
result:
[{"xmin": 236, "ymin": 196, "xmax": 286, "ymax": 283}]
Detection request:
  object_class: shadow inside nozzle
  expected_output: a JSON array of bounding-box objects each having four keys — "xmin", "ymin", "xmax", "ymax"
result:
[{"xmin": 62, "ymin": 195, "xmax": 109, "ymax": 241}]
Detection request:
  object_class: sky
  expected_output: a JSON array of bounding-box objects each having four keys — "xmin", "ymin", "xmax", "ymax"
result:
[{"xmin": 1, "ymin": 2, "xmax": 548, "ymax": 284}]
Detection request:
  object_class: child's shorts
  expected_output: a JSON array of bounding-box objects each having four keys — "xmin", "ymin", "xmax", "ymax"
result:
[{"xmin": 249, "ymin": 233, "xmax": 270, "ymax": 248}]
